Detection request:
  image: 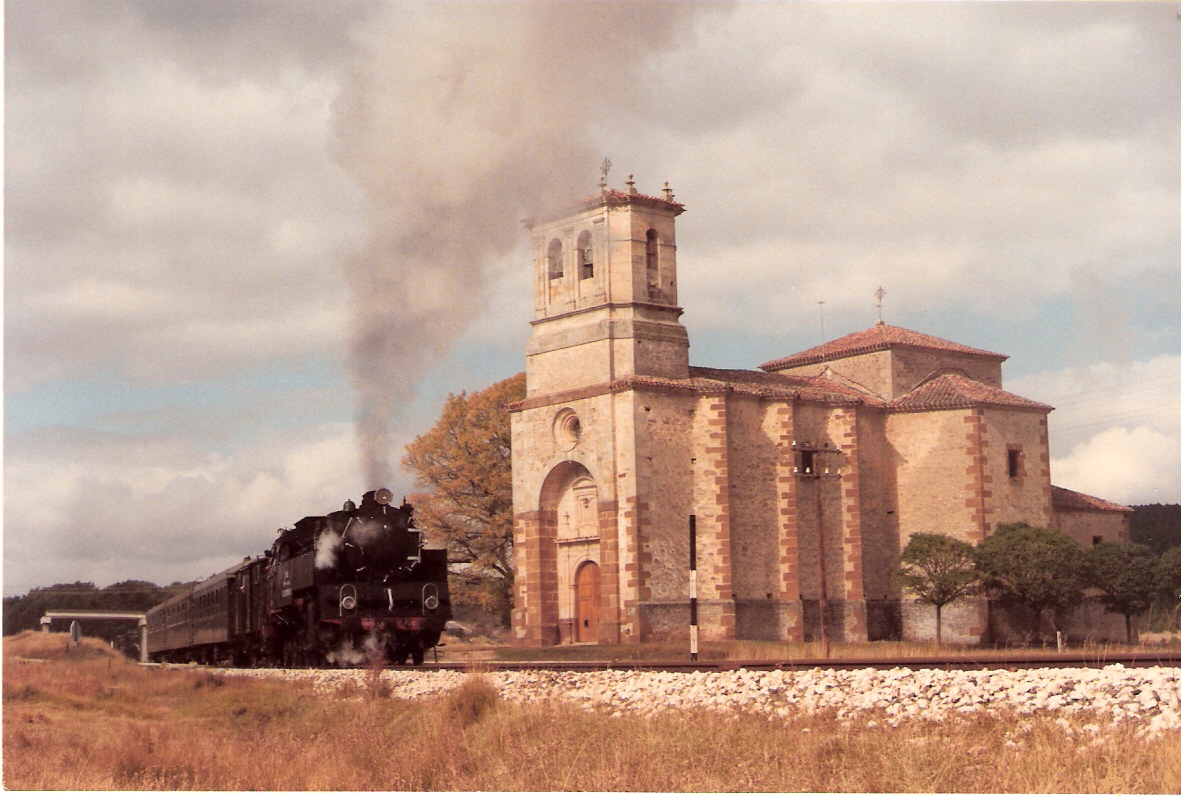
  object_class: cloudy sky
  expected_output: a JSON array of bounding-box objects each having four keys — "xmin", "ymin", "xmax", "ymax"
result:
[{"xmin": 5, "ymin": 1, "xmax": 1180, "ymax": 596}]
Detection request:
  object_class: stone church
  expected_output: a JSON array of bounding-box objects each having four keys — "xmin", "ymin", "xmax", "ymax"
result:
[{"xmin": 509, "ymin": 177, "xmax": 1130, "ymax": 647}]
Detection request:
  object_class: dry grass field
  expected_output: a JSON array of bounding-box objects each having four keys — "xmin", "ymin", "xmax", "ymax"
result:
[{"xmin": 5, "ymin": 631, "xmax": 1181, "ymax": 792}]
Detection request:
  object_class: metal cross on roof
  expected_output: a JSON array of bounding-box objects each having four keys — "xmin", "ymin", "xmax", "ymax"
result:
[{"xmin": 875, "ymin": 286, "xmax": 887, "ymax": 324}]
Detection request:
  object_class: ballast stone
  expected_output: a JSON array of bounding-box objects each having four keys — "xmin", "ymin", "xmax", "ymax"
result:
[{"xmin": 223, "ymin": 664, "xmax": 1181, "ymax": 735}]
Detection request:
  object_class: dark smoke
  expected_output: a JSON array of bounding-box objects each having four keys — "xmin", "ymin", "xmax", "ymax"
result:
[{"xmin": 331, "ymin": 2, "xmax": 711, "ymax": 486}]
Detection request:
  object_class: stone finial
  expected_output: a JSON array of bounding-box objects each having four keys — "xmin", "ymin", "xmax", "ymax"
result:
[
  {"xmin": 663, "ymin": 182, "xmax": 675, "ymax": 202},
  {"xmin": 626, "ymin": 174, "xmax": 637, "ymax": 195}
]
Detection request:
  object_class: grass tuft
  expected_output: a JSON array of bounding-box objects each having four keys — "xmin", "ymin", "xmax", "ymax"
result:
[{"xmin": 444, "ymin": 674, "xmax": 501, "ymax": 727}]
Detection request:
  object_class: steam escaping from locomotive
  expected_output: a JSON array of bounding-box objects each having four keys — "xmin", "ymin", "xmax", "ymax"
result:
[
  {"xmin": 332, "ymin": 3, "xmax": 709, "ymax": 486},
  {"xmin": 328, "ymin": 630, "xmax": 384, "ymax": 667},
  {"xmin": 314, "ymin": 530, "xmax": 341, "ymax": 570}
]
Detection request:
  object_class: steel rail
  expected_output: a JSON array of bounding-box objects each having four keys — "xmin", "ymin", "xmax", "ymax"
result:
[{"xmin": 400, "ymin": 651, "xmax": 1181, "ymax": 673}]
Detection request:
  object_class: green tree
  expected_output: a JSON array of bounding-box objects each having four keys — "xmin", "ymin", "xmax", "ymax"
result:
[
  {"xmin": 1156, "ymin": 547, "xmax": 1181, "ymax": 634},
  {"xmin": 1083, "ymin": 541, "xmax": 1159, "ymax": 643},
  {"xmin": 1130, "ymin": 503, "xmax": 1181, "ymax": 554},
  {"xmin": 893, "ymin": 533, "xmax": 982, "ymax": 647},
  {"xmin": 974, "ymin": 523, "xmax": 1085, "ymax": 641},
  {"xmin": 1159, "ymin": 546, "xmax": 1181, "ymax": 600},
  {"xmin": 403, "ymin": 372, "xmax": 525, "ymax": 626}
]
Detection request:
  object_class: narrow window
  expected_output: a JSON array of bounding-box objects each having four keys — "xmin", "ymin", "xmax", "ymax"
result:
[
  {"xmin": 800, "ymin": 450, "xmax": 815, "ymax": 475},
  {"xmin": 577, "ymin": 230, "xmax": 594, "ymax": 279},
  {"xmin": 1092, "ymin": 535, "xmax": 1103, "ymax": 547},
  {"xmin": 645, "ymin": 229, "xmax": 659, "ymax": 294},
  {"xmin": 1007, "ymin": 448, "xmax": 1021, "ymax": 479},
  {"xmin": 547, "ymin": 238, "xmax": 563, "ymax": 279}
]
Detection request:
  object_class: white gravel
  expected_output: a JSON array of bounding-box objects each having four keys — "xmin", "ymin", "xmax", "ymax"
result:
[{"xmin": 220, "ymin": 664, "xmax": 1181, "ymax": 737}]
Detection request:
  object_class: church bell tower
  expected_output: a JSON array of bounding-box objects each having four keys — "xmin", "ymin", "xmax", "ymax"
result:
[{"xmin": 523, "ymin": 174, "xmax": 689, "ymax": 397}]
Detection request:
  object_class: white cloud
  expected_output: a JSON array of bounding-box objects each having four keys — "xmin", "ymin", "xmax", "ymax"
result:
[
  {"xmin": 636, "ymin": 3, "xmax": 1181, "ymax": 339},
  {"xmin": 2, "ymin": 422, "xmax": 374, "ymax": 595},
  {"xmin": 4, "ymin": 2, "xmax": 363, "ymax": 391},
  {"xmin": 1007, "ymin": 354, "xmax": 1181, "ymax": 505},
  {"xmin": 1050, "ymin": 426, "xmax": 1181, "ymax": 507}
]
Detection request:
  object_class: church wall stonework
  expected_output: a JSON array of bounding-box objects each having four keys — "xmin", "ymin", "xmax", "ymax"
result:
[
  {"xmin": 1054, "ymin": 509, "xmax": 1130, "ymax": 550},
  {"xmin": 727, "ymin": 395, "xmax": 788, "ymax": 639},
  {"xmin": 510, "ymin": 180, "xmax": 1132, "ymax": 648},
  {"xmin": 887, "ymin": 409, "xmax": 979, "ymax": 546},
  {"xmin": 978, "ymin": 408, "xmax": 1053, "ymax": 533},
  {"xmin": 772, "ymin": 348, "xmax": 1004, "ymax": 401},
  {"xmin": 853, "ymin": 408, "xmax": 901, "ymax": 636},
  {"xmin": 888, "ymin": 349, "xmax": 1004, "ymax": 397}
]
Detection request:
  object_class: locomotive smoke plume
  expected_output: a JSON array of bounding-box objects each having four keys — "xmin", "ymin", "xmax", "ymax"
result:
[{"xmin": 332, "ymin": 2, "xmax": 708, "ymax": 486}]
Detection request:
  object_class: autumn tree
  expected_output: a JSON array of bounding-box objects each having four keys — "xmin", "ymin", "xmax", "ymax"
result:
[
  {"xmin": 974, "ymin": 522, "xmax": 1085, "ymax": 641},
  {"xmin": 403, "ymin": 372, "xmax": 525, "ymax": 626},
  {"xmin": 1082, "ymin": 541, "xmax": 1159, "ymax": 643},
  {"xmin": 893, "ymin": 533, "xmax": 982, "ymax": 647}
]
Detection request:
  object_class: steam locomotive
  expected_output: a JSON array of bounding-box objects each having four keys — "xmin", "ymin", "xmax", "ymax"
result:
[{"xmin": 145, "ymin": 489, "xmax": 451, "ymax": 667}]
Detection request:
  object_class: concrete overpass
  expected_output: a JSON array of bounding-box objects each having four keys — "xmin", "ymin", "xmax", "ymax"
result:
[{"xmin": 40, "ymin": 610, "xmax": 148, "ymax": 663}]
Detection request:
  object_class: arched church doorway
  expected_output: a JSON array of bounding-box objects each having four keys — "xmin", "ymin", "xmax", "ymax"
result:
[
  {"xmin": 575, "ymin": 561, "xmax": 601, "ymax": 642},
  {"xmin": 539, "ymin": 460, "xmax": 607, "ymax": 644}
]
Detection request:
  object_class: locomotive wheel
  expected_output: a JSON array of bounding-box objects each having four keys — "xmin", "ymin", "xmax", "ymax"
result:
[{"xmin": 411, "ymin": 646, "xmax": 425, "ymax": 666}]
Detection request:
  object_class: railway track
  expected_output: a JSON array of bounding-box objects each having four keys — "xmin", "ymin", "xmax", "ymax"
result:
[{"xmin": 404, "ymin": 650, "xmax": 1181, "ymax": 673}]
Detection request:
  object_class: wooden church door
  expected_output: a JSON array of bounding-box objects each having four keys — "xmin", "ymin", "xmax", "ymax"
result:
[{"xmin": 575, "ymin": 561, "xmax": 601, "ymax": 642}]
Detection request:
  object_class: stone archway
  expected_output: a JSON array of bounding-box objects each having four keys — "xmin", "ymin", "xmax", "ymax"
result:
[{"xmin": 539, "ymin": 461, "xmax": 606, "ymax": 644}]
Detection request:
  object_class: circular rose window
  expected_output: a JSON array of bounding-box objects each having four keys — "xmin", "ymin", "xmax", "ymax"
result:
[{"xmin": 553, "ymin": 409, "xmax": 581, "ymax": 452}]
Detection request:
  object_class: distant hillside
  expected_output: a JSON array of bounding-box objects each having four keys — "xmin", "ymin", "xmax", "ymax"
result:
[
  {"xmin": 2, "ymin": 581, "xmax": 189, "ymax": 654},
  {"xmin": 1130, "ymin": 504, "xmax": 1181, "ymax": 554}
]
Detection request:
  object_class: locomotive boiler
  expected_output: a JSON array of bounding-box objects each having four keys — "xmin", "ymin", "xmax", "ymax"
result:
[{"xmin": 146, "ymin": 489, "xmax": 452, "ymax": 667}]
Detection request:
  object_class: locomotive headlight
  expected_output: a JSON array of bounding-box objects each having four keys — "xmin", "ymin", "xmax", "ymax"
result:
[
  {"xmin": 340, "ymin": 595, "xmax": 357, "ymax": 611},
  {"xmin": 424, "ymin": 594, "xmax": 440, "ymax": 611},
  {"xmin": 374, "ymin": 488, "xmax": 393, "ymax": 506}
]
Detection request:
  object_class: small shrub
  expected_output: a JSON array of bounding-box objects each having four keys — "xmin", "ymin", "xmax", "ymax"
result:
[
  {"xmin": 445, "ymin": 675, "xmax": 500, "ymax": 727},
  {"xmin": 193, "ymin": 674, "xmax": 225, "ymax": 690}
]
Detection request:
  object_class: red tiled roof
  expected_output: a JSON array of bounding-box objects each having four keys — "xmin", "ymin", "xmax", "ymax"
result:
[
  {"xmin": 608, "ymin": 367, "xmax": 886, "ymax": 406},
  {"xmin": 1051, "ymin": 485, "xmax": 1133, "ymax": 514},
  {"xmin": 584, "ymin": 187, "xmax": 684, "ymax": 212},
  {"xmin": 889, "ymin": 374, "xmax": 1053, "ymax": 413},
  {"xmin": 760, "ymin": 323, "xmax": 1008, "ymax": 372}
]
